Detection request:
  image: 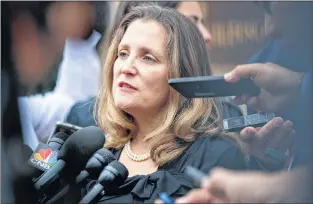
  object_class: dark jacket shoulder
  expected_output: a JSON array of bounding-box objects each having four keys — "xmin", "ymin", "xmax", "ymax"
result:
[
  {"xmin": 165, "ymin": 135, "xmax": 247, "ymax": 174},
  {"xmin": 66, "ymin": 96, "xmax": 97, "ymax": 127}
]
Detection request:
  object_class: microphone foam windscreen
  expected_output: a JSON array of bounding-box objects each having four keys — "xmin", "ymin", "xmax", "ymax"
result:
[
  {"xmin": 95, "ymin": 148, "xmax": 116, "ymax": 163},
  {"xmin": 58, "ymin": 126, "xmax": 105, "ymax": 174},
  {"xmin": 83, "ymin": 148, "xmax": 116, "ymax": 179},
  {"xmin": 109, "ymin": 160, "xmax": 129, "ymax": 179},
  {"xmin": 48, "ymin": 132, "xmax": 70, "ymax": 149},
  {"xmin": 50, "ymin": 132, "xmax": 70, "ymax": 141}
]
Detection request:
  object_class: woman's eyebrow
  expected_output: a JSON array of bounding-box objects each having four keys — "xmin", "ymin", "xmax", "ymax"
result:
[
  {"xmin": 118, "ymin": 43, "xmax": 130, "ymax": 51},
  {"xmin": 188, "ymin": 15, "xmax": 200, "ymax": 22},
  {"xmin": 139, "ymin": 46, "xmax": 163, "ymax": 58},
  {"xmin": 118, "ymin": 43, "xmax": 165, "ymax": 59}
]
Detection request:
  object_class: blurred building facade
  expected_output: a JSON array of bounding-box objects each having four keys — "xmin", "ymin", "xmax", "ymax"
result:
[{"xmin": 204, "ymin": 2, "xmax": 266, "ymax": 74}]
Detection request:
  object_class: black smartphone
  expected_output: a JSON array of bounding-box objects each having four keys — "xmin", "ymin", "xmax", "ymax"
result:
[
  {"xmin": 223, "ymin": 112, "xmax": 276, "ymax": 132},
  {"xmin": 168, "ymin": 75, "xmax": 260, "ymax": 98}
]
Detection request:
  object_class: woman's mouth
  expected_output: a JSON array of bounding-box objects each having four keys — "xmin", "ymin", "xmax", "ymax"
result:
[{"xmin": 118, "ymin": 81, "xmax": 137, "ymax": 91}]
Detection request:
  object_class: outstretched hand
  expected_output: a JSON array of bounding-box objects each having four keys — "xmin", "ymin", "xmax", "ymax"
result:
[{"xmin": 224, "ymin": 63, "xmax": 301, "ymax": 114}]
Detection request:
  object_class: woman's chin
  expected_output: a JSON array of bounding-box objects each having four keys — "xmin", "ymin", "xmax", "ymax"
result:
[{"xmin": 115, "ymin": 102, "xmax": 136, "ymax": 112}]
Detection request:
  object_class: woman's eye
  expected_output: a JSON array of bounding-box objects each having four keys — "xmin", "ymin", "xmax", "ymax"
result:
[
  {"xmin": 143, "ymin": 55, "xmax": 155, "ymax": 62},
  {"xmin": 118, "ymin": 51, "xmax": 128, "ymax": 59}
]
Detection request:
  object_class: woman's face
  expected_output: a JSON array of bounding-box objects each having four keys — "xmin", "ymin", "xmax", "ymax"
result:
[
  {"xmin": 177, "ymin": 1, "xmax": 212, "ymax": 44},
  {"xmin": 112, "ymin": 20, "xmax": 170, "ymax": 116}
]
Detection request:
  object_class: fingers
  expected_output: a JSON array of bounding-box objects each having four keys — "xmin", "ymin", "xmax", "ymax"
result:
[
  {"xmin": 205, "ymin": 168, "xmax": 233, "ymax": 202},
  {"xmin": 233, "ymin": 94, "xmax": 262, "ymax": 111},
  {"xmin": 268, "ymin": 120, "xmax": 294, "ymax": 152},
  {"xmin": 242, "ymin": 118, "xmax": 295, "ymax": 164},
  {"xmin": 238, "ymin": 118, "xmax": 283, "ymax": 160},
  {"xmin": 155, "ymin": 199, "xmax": 163, "ymax": 204},
  {"xmin": 282, "ymin": 129, "xmax": 295, "ymax": 154},
  {"xmin": 255, "ymin": 117, "xmax": 284, "ymax": 141},
  {"xmin": 240, "ymin": 127, "xmax": 257, "ymax": 142},
  {"xmin": 224, "ymin": 64, "xmax": 261, "ymax": 83},
  {"xmin": 245, "ymin": 96, "xmax": 262, "ymax": 110},
  {"xmin": 176, "ymin": 188, "xmax": 214, "ymax": 204},
  {"xmin": 175, "ymin": 168, "xmax": 233, "ymax": 204}
]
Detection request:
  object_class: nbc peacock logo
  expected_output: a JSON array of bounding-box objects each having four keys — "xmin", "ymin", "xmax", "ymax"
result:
[
  {"xmin": 34, "ymin": 148, "xmax": 58, "ymax": 164},
  {"xmin": 28, "ymin": 143, "xmax": 59, "ymax": 171}
]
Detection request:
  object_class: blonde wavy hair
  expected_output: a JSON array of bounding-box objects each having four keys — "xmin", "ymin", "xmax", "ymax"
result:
[{"xmin": 96, "ymin": 4, "xmax": 229, "ymax": 166}]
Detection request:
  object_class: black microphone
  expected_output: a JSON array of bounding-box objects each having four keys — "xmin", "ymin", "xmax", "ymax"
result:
[
  {"xmin": 76, "ymin": 148, "xmax": 116, "ymax": 186},
  {"xmin": 28, "ymin": 132, "xmax": 69, "ymax": 173},
  {"xmin": 27, "ymin": 132, "xmax": 70, "ymax": 201},
  {"xmin": 45, "ymin": 148, "xmax": 115, "ymax": 204},
  {"xmin": 34, "ymin": 126, "xmax": 105, "ymax": 193},
  {"xmin": 47, "ymin": 132, "xmax": 70, "ymax": 150},
  {"xmin": 79, "ymin": 160, "xmax": 129, "ymax": 204}
]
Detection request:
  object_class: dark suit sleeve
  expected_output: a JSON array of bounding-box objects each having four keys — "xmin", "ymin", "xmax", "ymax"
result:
[
  {"xmin": 194, "ymin": 136, "xmax": 279, "ymax": 174},
  {"xmin": 284, "ymin": 71, "xmax": 313, "ymax": 165},
  {"xmin": 190, "ymin": 137, "xmax": 248, "ymax": 174},
  {"xmin": 66, "ymin": 102, "xmax": 81, "ymax": 126},
  {"xmin": 214, "ymin": 146, "xmax": 247, "ymax": 170},
  {"xmin": 284, "ymin": 71, "xmax": 312, "ymax": 123},
  {"xmin": 301, "ymin": 71, "xmax": 312, "ymax": 105},
  {"xmin": 66, "ymin": 97, "xmax": 97, "ymax": 127}
]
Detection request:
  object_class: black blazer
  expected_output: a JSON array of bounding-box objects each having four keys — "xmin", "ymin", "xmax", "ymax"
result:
[{"xmin": 84, "ymin": 136, "xmax": 249, "ymax": 203}]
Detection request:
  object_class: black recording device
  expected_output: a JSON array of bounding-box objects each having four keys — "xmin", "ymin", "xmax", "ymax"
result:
[
  {"xmin": 28, "ymin": 132, "xmax": 70, "ymax": 203},
  {"xmin": 28, "ymin": 132, "xmax": 69, "ymax": 179},
  {"xmin": 49, "ymin": 122, "xmax": 82, "ymax": 140},
  {"xmin": 34, "ymin": 126, "xmax": 105, "ymax": 202},
  {"xmin": 79, "ymin": 160, "xmax": 129, "ymax": 204},
  {"xmin": 223, "ymin": 112, "xmax": 276, "ymax": 132},
  {"xmin": 47, "ymin": 132, "xmax": 70, "ymax": 151},
  {"xmin": 45, "ymin": 148, "xmax": 116, "ymax": 204},
  {"xmin": 168, "ymin": 75, "xmax": 260, "ymax": 98},
  {"xmin": 76, "ymin": 148, "xmax": 116, "ymax": 186}
]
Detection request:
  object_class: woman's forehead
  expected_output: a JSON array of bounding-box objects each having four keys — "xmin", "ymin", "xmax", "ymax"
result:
[{"xmin": 118, "ymin": 20, "xmax": 167, "ymax": 52}]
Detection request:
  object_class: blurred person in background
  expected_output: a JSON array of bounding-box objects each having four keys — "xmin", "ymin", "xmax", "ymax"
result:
[
  {"xmin": 247, "ymin": 1, "xmax": 313, "ymax": 166},
  {"xmin": 1, "ymin": 1, "xmax": 100, "ymax": 203},
  {"xmin": 17, "ymin": 1, "xmax": 111, "ymax": 149},
  {"xmin": 249, "ymin": 2, "xmax": 312, "ymax": 73},
  {"xmin": 173, "ymin": 63, "xmax": 313, "ymax": 203},
  {"xmin": 66, "ymin": 1, "xmax": 243, "ymax": 129}
]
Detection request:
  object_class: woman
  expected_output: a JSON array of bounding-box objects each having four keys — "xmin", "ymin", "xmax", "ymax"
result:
[
  {"xmin": 93, "ymin": 4, "xmax": 248, "ymax": 203},
  {"xmin": 66, "ymin": 1, "xmax": 242, "ymax": 128}
]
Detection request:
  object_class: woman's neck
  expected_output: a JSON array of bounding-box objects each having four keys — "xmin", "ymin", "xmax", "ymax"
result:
[{"xmin": 131, "ymin": 113, "xmax": 162, "ymax": 146}]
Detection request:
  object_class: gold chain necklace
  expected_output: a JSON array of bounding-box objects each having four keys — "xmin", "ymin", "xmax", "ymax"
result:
[{"xmin": 125, "ymin": 140, "xmax": 150, "ymax": 162}]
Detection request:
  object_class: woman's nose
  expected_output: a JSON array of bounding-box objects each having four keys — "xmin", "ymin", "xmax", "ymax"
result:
[
  {"xmin": 121, "ymin": 58, "xmax": 137, "ymax": 75},
  {"xmin": 198, "ymin": 23, "xmax": 212, "ymax": 44}
]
